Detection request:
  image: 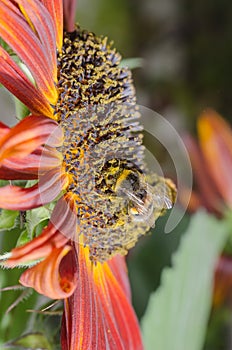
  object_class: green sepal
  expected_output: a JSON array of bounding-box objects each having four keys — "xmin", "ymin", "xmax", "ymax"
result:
[
  {"xmin": 3, "ymin": 332, "xmax": 52, "ymax": 350},
  {"xmin": 0, "ymin": 210, "xmax": 19, "ymax": 231}
]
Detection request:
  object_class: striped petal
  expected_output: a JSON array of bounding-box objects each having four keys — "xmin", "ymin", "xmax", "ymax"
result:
[
  {"xmin": 198, "ymin": 110, "xmax": 232, "ymax": 207},
  {"xmin": 15, "ymin": 0, "xmax": 57, "ymax": 80},
  {"xmin": 5, "ymin": 195, "xmax": 77, "ymax": 265},
  {"xmin": 41, "ymin": 0, "xmax": 63, "ymax": 51},
  {"xmin": 0, "ymin": 169, "xmax": 69, "ymax": 210},
  {"xmin": 0, "ymin": 0, "xmax": 57, "ymax": 104},
  {"xmin": 0, "ymin": 115, "xmax": 62, "ymax": 164},
  {"xmin": 0, "ymin": 147, "xmax": 62, "ymax": 180},
  {"xmin": 2, "ymin": 146, "xmax": 62, "ymax": 177},
  {"xmin": 20, "ymin": 245, "xmax": 78, "ymax": 299},
  {"xmin": 0, "ymin": 47, "xmax": 54, "ymax": 117},
  {"xmin": 107, "ymin": 254, "xmax": 131, "ymax": 301},
  {"xmin": 61, "ymin": 245, "xmax": 143, "ymax": 350}
]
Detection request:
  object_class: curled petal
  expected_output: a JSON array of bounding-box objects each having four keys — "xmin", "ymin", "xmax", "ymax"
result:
[
  {"xmin": 0, "ymin": 169, "xmax": 69, "ymax": 210},
  {"xmin": 0, "ymin": 0, "xmax": 57, "ymax": 104},
  {"xmin": 20, "ymin": 246, "xmax": 78, "ymax": 299},
  {"xmin": 0, "ymin": 115, "xmax": 62, "ymax": 164},
  {"xmin": 62, "ymin": 245, "xmax": 143, "ymax": 350},
  {"xmin": 198, "ymin": 110, "xmax": 232, "ymax": 208},
  {"xmin": 5, "ymin": 195, "xmax": 77, "ymax": 265}
]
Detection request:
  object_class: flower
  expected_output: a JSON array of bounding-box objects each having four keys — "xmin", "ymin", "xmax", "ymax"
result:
[
  {"xmin": 182, "ymin": 109, "xmax": 232, "ymax": 215},
  {"xmin": 182, "ymin": 109, "xmax": 232, "ymax": 308},
  {"xmin": 0, "ymin": 0, "xmax": 176, "ymax": 348}
]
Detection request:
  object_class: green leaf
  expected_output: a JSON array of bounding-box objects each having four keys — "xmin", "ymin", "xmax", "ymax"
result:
[
  {"xmin": 3, "ymin": 332, "xmax": 52, "ymax": 350},
  {"xmin": 0, "ymin": 38, "xmax": 14, "ymax": 55},
  {"xmin": 0, "ymin": 210, "xmax": 19, "ymax": 231},
  {"xmin": 14, "ymin": 97, "xmax": 30, "ymax": 120},
  {"xmin": 16, "ymin": 230, "xmax": 30, "ymax": 247},
  {"xmin": 26, "ymin": 207, "xmax": 50, "ymax": 239},
  {"xmin": 141, "ymin": 211, "xmax": 229, "ymax": 350}
]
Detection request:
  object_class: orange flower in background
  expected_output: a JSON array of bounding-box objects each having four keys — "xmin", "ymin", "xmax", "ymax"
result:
[
  {"xmin": 183, "ymin": 109, "xmax": 232, "ymax": 215},
  {"xmin": 0, "ymin": 0, "xmax": 176, "ymax": 348},
  {"xmin": 183, "ymin": 110, "xmax": 232, "ymax": 308}
]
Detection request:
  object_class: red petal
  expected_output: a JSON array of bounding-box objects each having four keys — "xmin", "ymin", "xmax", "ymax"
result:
[
  {"xmin": 0, "ymin": 0, "xmax": 57, "ymax": 104},
  {"xmin": 198, "ymin": 110, "xmax": 232, "ymax": 208},
  {"xmin": 15, "ymin": 0, "xmax": 57, "ymax": 81},
  {"xmin": 0, "ymin": 147, "xmax": 62, "ymax": 180},
  {"xmin": 6, "ymin": 195, "xmax": 77, "ymax": 265},
  {"xmin": 3, "ymin": 146, "xmax": 62, "ymax": 176},
  {"xmin": 0, "ymin": 165, "xmax": 37, "ymax": 180},
  {"xmin": 41, "ymin": 0, "xmax": 63, "ymax": 51},
  {"xmin": 0, "ymin": 47, "xmax": 54, "ymax": 117},
  {"xmin": 0, "ymin": 169, "xmax": 69, "ymax": 210},
  {"xmin": 62, "ymin": 245, "xmax": 143, "ymax": 350},
  {"xmin": 20, "ymin": 246, "xmax": 78, "ymax": 299},
  {"xmin": 0, "ymin": 115, "xmax": 62, "ymax": 164},
  {"xmin": 63, "ymin": 0, "xmax": 76, "ymax": 32}
]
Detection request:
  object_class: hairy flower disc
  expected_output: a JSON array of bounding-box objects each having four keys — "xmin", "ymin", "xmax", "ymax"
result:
[{"xmin": 55, "ymin": 27, "xmax": 176, "ymax": 262}]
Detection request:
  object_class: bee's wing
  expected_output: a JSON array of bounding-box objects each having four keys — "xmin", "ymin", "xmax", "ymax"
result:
[{"xmin": 151, "ymin": 181, "xmax": 175, "ymax": 210}]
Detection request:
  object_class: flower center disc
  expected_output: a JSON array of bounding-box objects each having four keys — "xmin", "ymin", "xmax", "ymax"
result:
[{"xmin": 55, "ymin": 27, "xmax": 153, "ymax": 262}]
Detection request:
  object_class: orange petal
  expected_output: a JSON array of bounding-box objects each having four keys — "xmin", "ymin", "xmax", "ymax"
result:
[
  {"xmin": 198, "ymin": 110, "xmax": 232, "ymax": 208},
  {"xmin": 15, "ymin": 0, "xmax": 57, "ymax": 81},
  {"xmin": 184, "ymin": 134, "xmax": 224, "ymax": 214},
  {"xmin": 0, "ymin": 115, "xmax": 62, "ymax": 164},
  {"xmin": 0, "ymin": 0, "xmax": 57, "ymax": 104},
  {"xmin": 0, "ymin": 169, "xmax": 69, "ymax": 210},
  {"xmin": 0, "ymin": 121, "xmax": 9, "ymax": 138},
  {"xmin": 107, "ymin": 254, "xmax": 131, "ymax": 301},
  {"xmin": 0, "ymin": 47, "xmax": 54, "ymax": 117},
  {"xmin": 5, "ymin": 195, "xmax": 77, "ymax": 265},
  {"xmin": 62, "ymin": 245, "xmax": 143, "ymax": 350},
  {"xmin": 41, "ymin": 0, "xmax": 63, "ymax": 51},
  {"xmin": 20, "ymin": 246, "xmax": 78, "ymax": 299}
]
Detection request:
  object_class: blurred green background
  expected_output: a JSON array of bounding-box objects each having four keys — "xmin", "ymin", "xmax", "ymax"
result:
[{"xmin": 0, "ymin": 0, "xmax": 232, "ymax": 349}]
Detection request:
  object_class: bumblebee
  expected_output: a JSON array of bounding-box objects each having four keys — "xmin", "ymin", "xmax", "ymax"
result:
[{"xmin": 96, "ymin": 158, "xmax": 176, "ymax": 227}]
